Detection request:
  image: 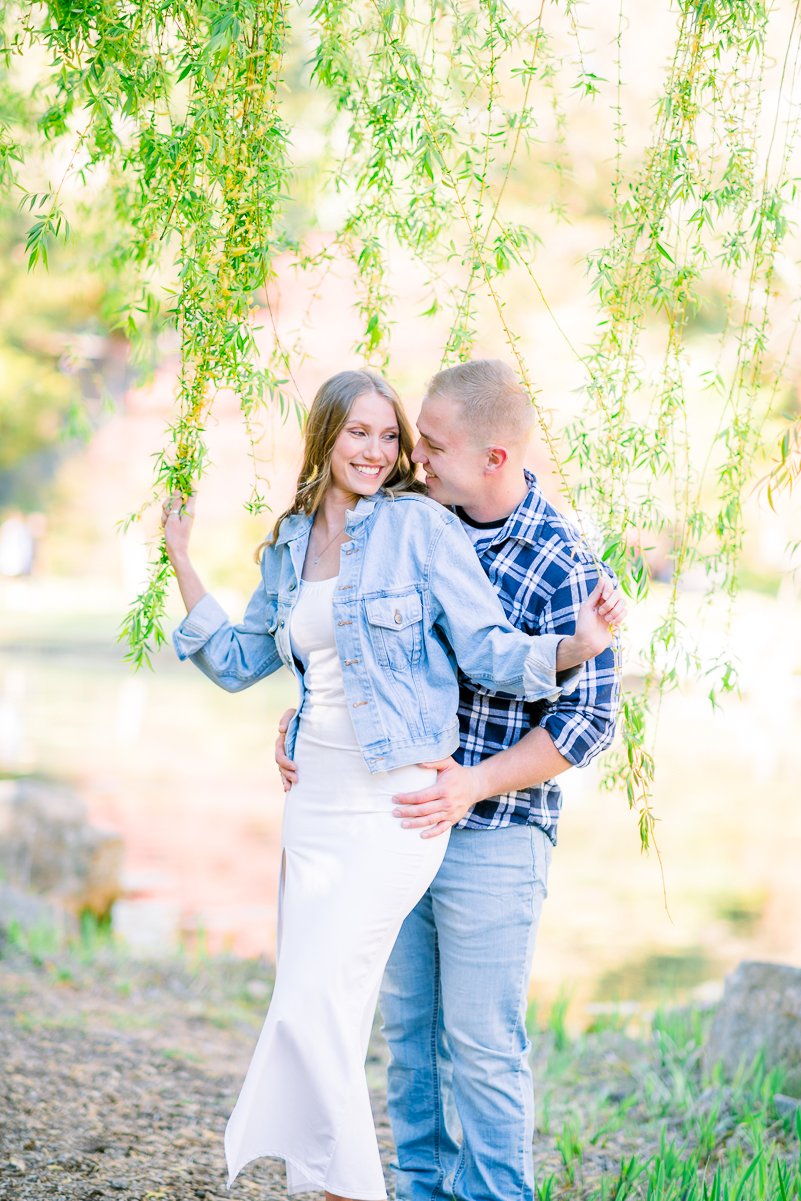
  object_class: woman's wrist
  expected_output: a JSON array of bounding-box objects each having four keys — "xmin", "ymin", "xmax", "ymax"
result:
[
  {"xmin": 167, "ymin": 547, "xmax": 192, "ymax": 572},
  {"xmin": 555, "ymin": 633, "xmax": 585, "ymax": 671}
]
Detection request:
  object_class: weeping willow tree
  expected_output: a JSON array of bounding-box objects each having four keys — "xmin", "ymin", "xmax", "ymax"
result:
[{"xmin": 2, "ymin": 0, "xmax": 799, "ymax": 846}]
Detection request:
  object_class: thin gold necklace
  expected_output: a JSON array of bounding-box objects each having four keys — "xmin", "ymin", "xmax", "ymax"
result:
[{"xmin": 311, "ymin": 523, "xmax": 345, "ymax": 566}]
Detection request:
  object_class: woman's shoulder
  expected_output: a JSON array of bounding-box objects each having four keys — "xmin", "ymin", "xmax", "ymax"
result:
[{"xmin": 377, "ymin": 491, "xmax": 456, "ymax": 529}]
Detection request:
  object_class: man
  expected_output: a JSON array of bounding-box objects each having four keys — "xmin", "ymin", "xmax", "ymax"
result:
[{"xmin": 277, "ymin": 359, "xmax": 620, "ymax": 1201}]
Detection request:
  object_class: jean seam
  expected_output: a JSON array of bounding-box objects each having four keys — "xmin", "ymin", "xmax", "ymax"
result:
[
  {"xmin": 428, "ymin": 936, "xmax": 445, "ymax": 1201},
  {"xmin": 508, "ymin": 829, "xmax": 538, "ymax": 1200}
]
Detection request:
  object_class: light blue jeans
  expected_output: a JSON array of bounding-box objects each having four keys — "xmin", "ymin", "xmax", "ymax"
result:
[{"xmin": 380, "ymin": 823, "xmax": 552, "ymax": 1201}]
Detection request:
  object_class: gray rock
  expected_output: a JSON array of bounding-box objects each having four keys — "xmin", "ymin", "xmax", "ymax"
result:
[
  {"xmin": 0, "ymin": 882, "xmax": 75, "ymax": 941},
  {"xmin": 0, "ymin": 777, "xmax": 124, "ymax": 917},
  {"xmin": 705, "ymin": 961, "xmax": 801, "ymax": 1093},
  {"xmin": 774, "ymin": 1093, "xmax": 801, "ymax": 1118}
]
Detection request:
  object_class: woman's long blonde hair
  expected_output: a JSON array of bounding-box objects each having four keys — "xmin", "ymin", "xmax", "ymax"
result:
[{"xmin": 256, "ymin": 369, "xmax": 422, "ymax": 559}]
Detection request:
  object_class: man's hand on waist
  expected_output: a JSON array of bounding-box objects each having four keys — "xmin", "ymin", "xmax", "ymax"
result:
[{"xmin": 392, "ymin": 757, "xmax": 484, "ymax": 839}]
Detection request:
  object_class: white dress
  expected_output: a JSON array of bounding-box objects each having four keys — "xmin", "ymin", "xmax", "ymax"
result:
[{"xmin": 225, "ymin": 576, "xmax": 448, "ymax": 1199}]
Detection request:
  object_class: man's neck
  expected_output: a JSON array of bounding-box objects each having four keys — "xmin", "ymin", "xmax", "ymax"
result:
[{"xmin": 458, "ymin": 471, "xmax": 529, "ymax": 525}]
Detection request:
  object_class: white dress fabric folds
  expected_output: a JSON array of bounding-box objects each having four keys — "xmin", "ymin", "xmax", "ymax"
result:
[{"xmin": 225, "ymin": 576, "xmax": 448, "ymax": 1199}]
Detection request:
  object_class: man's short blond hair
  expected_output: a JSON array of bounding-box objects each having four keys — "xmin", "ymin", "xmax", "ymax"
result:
[{"xmin": 425, "ymin": 359, "xmax": 534, "ymax": 446}]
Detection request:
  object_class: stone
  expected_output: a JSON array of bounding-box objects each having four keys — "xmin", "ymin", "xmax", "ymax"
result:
[
  {"xmin": 705, "ymin": 960, "xmax": 801, "ymax": 1093},
  {"xmin": 0, "ymin": 777, "xmax": 124, "ymax": 918},
  {"xmin": 0, "ymin": 882, "xmax": 75, "ymax": 941},
  {"xmin": 774, "ymin": 1093, "xmax": 801, "ymax": 1118}
]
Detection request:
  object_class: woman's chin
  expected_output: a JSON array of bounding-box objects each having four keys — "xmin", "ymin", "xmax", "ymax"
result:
[
  {"xmin": 332, "ymin": 475, "xmax": 385, "ymax": 503},
  {"xmin": 351, "ymin": 474, "xmax": 386, "ymax": 495}
]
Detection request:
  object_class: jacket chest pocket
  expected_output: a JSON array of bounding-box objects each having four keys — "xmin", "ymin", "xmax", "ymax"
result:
[{"xmin": 364, "ymin": 591, "xmax": 424, "ymax": 673}]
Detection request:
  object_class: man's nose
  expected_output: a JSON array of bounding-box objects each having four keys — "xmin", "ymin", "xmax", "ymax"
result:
[{"xmin": 411, "ymin": 439, "xmax": 425, "ymax": 465}]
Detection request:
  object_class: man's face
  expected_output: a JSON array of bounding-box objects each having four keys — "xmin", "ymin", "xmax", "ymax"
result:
[{"xmin": 412, "ymin": 393, "xmax": 488, "ymax": 509}]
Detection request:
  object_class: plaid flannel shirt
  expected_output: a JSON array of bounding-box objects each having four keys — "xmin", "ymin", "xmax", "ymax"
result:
[{"xmin": 454, "ymin": 471, "xmax": 620, "ymax": 844}]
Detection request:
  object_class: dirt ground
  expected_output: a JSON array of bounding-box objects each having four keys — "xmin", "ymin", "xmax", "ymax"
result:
[{"xmin": 0, "ymin": 949, "xmax": 398, "ymax": 1201}]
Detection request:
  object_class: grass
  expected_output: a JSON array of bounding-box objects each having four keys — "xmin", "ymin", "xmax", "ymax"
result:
[
  {"xmin": 3, "ymin": 921, "xmax": 799, "ymax": 1198},
  {"xmin": 530, "ymin": 1002, "xmax": 801, "ymax": 1199},
  {"xmin": 2, "ymin": 909, "xmax": 118, "ymax": 967}
]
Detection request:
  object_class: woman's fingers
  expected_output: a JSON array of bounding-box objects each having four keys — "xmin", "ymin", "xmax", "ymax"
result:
[
  {"xmin": 161, "ymin": 492, "xmax": 195, "ymax": 527},
  {"xmin": 586, "ymin": 578, "xmax": 604, "ymax": 605},
  {"xmin": 599, "ymin": 598, "xmax": 625, "ymax": 621},
  {"xmin": 595, "ymin": 578, "xmax": 626, "ymax": 627}
]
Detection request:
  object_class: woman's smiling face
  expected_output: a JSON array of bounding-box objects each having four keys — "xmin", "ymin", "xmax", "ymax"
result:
[{"xmin": 329, "ymin": 390, "xmax": 402, "ymax": 500}]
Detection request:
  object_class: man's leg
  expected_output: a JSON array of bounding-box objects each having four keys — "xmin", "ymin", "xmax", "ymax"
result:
[
  {"xmin": 431, "ymin": 824, "xmax": 552, "ymax": 1201},
  {"xmin": 380, "ymin": 887, "xmax": 460, "ymax": 1201}
]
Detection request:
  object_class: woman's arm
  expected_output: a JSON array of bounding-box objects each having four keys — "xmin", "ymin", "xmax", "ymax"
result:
[
  {"xmin": 164, "ymin": 495, "xmax": 283, "ymax": 692},
  {"xmin": 427, "ymin": 515, "xmax": 622, "ymax": 701},
  {"xmin": 163, "ymin": 495, "xmax": 208, "ymax": 613}
]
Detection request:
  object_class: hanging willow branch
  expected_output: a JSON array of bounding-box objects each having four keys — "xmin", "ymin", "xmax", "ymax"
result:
[{"xmin": 3, "ymin": 0, "xmax": 799, "ymax": 847}]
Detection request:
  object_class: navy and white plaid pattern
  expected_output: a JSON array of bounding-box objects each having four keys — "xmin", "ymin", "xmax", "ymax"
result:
[{"xmin": 454, "ymin": 471, "xmax": 620, "ymax": 844}]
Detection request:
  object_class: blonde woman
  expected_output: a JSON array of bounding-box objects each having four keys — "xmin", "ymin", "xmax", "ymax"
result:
[{"xmin": 164, "ymin": 369, "xmax": 623, "ymax": 1201}]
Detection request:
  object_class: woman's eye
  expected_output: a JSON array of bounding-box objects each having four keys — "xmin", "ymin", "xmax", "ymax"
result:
[{"xmin": 384, "ymin": 432, "xmax": 399, "ymax": 441}]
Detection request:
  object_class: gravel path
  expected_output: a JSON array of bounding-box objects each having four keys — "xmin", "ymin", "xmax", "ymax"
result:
[
  {"xmin": 5, "ymin": 946, "xmax": 760, "ymax": 1201},
  {"xmin": 0, "ymin": 950, "xmax": 396, "ymax": 1201}
]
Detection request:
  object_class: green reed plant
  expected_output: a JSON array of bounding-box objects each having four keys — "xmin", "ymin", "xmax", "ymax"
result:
[
  {"xmin": 557, "ymin": 1116, "xmax": 585, "ymax": 1186},
  {"xmin": 532, "ymin": 1007, "xmax": 801, "ymax": 1200}
]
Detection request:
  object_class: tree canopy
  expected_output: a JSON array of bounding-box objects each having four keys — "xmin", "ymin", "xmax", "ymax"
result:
[{"xmin": 3, "ymin": 0, "xmax": 799, "ymax": 843}]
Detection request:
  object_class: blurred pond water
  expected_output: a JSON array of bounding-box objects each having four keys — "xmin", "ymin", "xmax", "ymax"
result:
[{"xmin": 2, "ymin": 575, "xmax": 800, "ymax": 1024}]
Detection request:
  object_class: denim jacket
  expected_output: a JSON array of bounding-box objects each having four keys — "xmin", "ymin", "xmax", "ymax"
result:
[{"xmin": 173, "ymin": 493, "xmax": 580, "ymax": 772}]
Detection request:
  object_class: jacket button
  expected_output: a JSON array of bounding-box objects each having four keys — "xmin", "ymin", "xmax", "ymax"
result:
[
  {"xmin": 279, "ymin": 619, "xmax": 285, "ymax": 628},
  {"xmin": 394, "ymin": 611, "xmax": 402, "ymax": 625},
  {"xmin": 289, "ymin": 582, "xmax": 296, "ymax": 591}
]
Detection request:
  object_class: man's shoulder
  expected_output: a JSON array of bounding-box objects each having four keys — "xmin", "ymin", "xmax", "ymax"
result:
[
  {"xmin": 510, "ymin": 477, "xmax": 597, "ymax": 576},
  {"xmin": 479, "ymin": 479, "xmax": 609, "ymax": 615}
]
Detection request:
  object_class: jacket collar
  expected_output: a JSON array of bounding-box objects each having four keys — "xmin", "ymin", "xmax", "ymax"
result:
[{"xmin": 274, "ymin": 492, "xmax": 383, "ymax": 546}]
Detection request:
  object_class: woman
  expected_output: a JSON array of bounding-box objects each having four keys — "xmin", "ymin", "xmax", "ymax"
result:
[{"xmin": 165, "ymin": 369, "xmax": 622, "ymax": 1201}]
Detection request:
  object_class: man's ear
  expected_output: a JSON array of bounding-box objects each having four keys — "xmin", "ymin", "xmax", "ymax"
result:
[{"xmin": 485, "ymin": 445, "xmax": 509, "ymax": 473}]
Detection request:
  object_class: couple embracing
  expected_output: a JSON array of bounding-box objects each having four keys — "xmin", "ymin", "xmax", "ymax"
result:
[{"xmin": 165, "ymin": 359, "xmax": 623, "ymax": 1201}]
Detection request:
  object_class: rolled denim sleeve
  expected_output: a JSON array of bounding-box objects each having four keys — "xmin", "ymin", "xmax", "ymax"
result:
[
  {"xmin": 537, "ymin": 563, "xmax": 620, "ymax": 765},
  {"xmin": 172, "ymin": 574, "xmax": 282, "ymax": 693},
  {"xmin": 428, "ymin": 516, "xmax": 575, "ymax": 702}
]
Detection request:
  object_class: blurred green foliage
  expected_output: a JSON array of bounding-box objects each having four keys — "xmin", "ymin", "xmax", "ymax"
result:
[{"xmin": 0, "ymin": 203, "xmax": 107, "ymax": 497}]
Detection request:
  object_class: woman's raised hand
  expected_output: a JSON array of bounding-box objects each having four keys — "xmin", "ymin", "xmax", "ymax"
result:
[
  {"xmin": 573, "ymin": 576, "xmax": 627, "ymax": 658},
  {"xmin": 554, "ymin": 576, "xmax": 627, "ymax": 671},
  {"xmin": 161, "ymin": 493, "xmax": 196, "ymax": 565}
]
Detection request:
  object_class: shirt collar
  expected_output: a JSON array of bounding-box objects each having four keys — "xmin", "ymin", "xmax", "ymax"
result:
[
  {"xmin": 458, "ymin": 470, "xmax": 548, "ymax": 549},
  {"xmin": 275, "ymin": 492, "xmax": 383, "ymax": 545}
]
